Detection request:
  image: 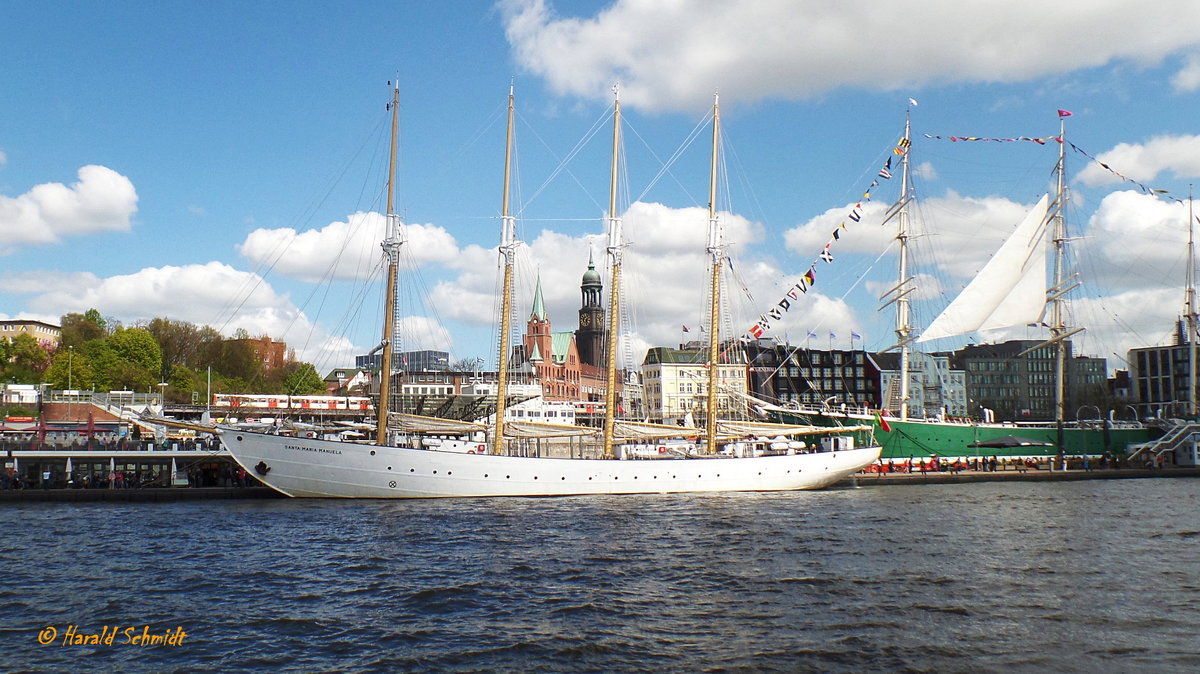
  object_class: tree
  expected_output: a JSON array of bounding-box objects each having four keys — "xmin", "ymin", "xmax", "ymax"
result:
[
  {"xmin": 60, "ymin": 310, "xmax": 107, "ymax": 347},
  {"xmin": 0, "ymin": 333, "xmax": 51, "ymax": 384},
  {"xmin": 452, "ymin": 357, "xmax": 483, "ymax": 372},
  {"xmin": 44, "ymin": 347, "xmax": 94, "ymax": 390},
  {"xmin": 282, "ymin": 363, "xmax": 327, "ymax": 395},
  {"xmin": 108, "ymin": 327, "xmax": 163, "ymax": 375}
]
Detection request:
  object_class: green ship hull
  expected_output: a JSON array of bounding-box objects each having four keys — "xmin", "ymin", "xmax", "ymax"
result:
[{"xmin": 771, "ymin": 409, "xmax": 1159, "ymax": 459}]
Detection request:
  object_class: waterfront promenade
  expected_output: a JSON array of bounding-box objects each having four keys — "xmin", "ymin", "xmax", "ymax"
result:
[{"xmin": 852, "ymin": 465, "xmax": 1200, "ymax": 486}]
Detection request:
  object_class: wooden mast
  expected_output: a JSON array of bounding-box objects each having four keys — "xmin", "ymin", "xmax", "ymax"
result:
[
  {"xmin": 705, "ymin": 94, "xmax": 721, "ymax": 453},
  {"xmin": 494, "ymin": 85, "xmax": 516, "ymax": 454},
  {"xmin": 601, "ymin": 86, "xmax": 622, "ymax": 459},
  {"xmin": 375, "ymin": 81, "xmax": 401, "ymax": 446}
]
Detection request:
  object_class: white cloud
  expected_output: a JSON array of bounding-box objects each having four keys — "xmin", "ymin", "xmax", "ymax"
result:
[
  {"xmin": 0, "ymin": 150, "xmax": 7, "ymax": 165},
  {"xmin": 1076, "ymin": 135, "xmax": 1200, "ymax": 186},
  {"xmin": 1079, "ymin": 190, "xmax": 1190, "ymax": 289},
  {"xmin": 4, "ymin": 262, "xmax": 355, "ymax": 363},
  {"xmin": 1171, "ymin": 52, "xmax": 1200, "ymax": 92},
  {"xmin": 784, "ymin": 190, "xmax": 1042, "ymax": 280},
  {"xmin": 0, "ymin": 165, "xmax": 137, "ymax": 253},
  {"xmin": 428, "ymin": 199, "xmax": 851, "ymax": 362},
  {"xmin": 237, "ymin": 211, "xmax": 461, "ymax": 283},
  {"xmin": 500, "ymin": 0, "xmax": 1200, "ymax": 111}
]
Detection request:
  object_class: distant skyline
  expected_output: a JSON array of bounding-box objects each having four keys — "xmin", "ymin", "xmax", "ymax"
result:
[{"xmin": 4, "ymin": 1, "xmax": 1200, "ymax": 375}]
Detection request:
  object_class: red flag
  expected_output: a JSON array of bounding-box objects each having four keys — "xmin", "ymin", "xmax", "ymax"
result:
[{"xmin": 1057, "ymin": 109, "xmax": 1073, "ymax": 117}]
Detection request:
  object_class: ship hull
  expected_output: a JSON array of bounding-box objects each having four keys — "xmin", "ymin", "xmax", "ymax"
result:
[
  {"xmin": 220, "ymin": 430, "xmax": 882, "ymax": 498},
  {"xmin": 770, "ymin": 410, "xmax": 1157, "ymax": 459}
]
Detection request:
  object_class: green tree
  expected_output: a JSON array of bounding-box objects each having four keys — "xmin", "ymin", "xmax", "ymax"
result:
[
  {"xmin": 0, "ymin": 333, "xmax": 51, "ymax": 384},
  {"xmin": 44, "ymin": 346, "xmax": 94, "ymax": 390},
  {"xmin": 282, "ymin": 362, "xmax": 327, "ymax": 395},
  {"xmin": 60, "ymin": 310, "xmax": 107, "ymax": 347},
  {"xmin": 108, "ymin": 327, "xmax": 163, "ymax": 374}
]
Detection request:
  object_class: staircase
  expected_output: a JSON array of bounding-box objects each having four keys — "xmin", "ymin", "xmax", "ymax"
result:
[{"xmin": 1125, "ymin": 419, "xmax": 1200, "ymax": 465}]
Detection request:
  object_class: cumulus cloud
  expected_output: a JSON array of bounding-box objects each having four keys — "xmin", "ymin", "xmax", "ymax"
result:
[
  {"xmin": 1079, "ymin": 190, "xmax": 1190, "ymax": 289},
  {"xmin": 500, "ymin": 0, "xmax": 1200, "ymax": 111},
  {"xmin": 1076, "ymin": 135, "xmax": 1200, "ymax": 186},
  {"xmin": 237, "ymin": 211, "xmax": 461, "ymax": 283},
  {"xmin": 0, "ymin": 165, "xmax": 137, "ymax": 253},
  {"xmin": 1172, "ymin": 52, "xmax": 1200, "ymax": 92},
  {"xmin": 428, "ymin": 199, "xmax": 852, "ymax": 362},
  {"xmin": 4, "ymin": 262, "xmax": 344, "ymax": 363},
  {"xmin": 785, "ymin": 190, "xmax": 1043, "ymax": 281}
]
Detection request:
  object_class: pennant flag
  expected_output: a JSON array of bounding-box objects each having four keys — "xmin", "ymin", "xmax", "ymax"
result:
[
  {"xmin": 894, "ymin": 137, "xmax": 911, "ymax": 155},
  {"xmin": 879, "ymin": 157, "xmax": 893, "ymax": 179},
  {"xmin": 875, "ymin": 411, "xmax": 892, "ymax": 433},
  {"xmin": 820, "ymin": 245, "xmax": 834, "ymax": 263},
  {"xmin": 682, "ymin": 325, "xmax": 689, "ymax": 333},
  {"xmin": 1057, "ymin": 109, "xmax": 1073, "ymax": 117},
  {"xmin": 832, "ymin": 229, "xmax": 841, "ymax": 240},
  {"xmin": 748, "ymin": 325, "xmax": 764, "ymax": 338},
  {"xmin": 804, "ymin": 268, "xmax": 816, "ymax": 285}
]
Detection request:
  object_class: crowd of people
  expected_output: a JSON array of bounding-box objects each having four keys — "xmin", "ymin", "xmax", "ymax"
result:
[{"xmin": 862, "ymin": 450, "xmax": 1157, "ymax": 475}]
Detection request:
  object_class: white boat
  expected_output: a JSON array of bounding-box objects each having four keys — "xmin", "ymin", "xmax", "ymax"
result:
[{"xmin": 218, "ymin": 82, "xmax": 881, "ymax": 498}]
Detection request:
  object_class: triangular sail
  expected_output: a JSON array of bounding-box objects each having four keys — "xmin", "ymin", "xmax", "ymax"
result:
[{"xmin": 918, "ymin": 194, "xmax": 1050, "ymax": 342}]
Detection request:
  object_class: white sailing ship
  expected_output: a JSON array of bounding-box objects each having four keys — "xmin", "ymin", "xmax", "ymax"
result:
[{"xmin": 217, "ymin": 82, "xmax": 881, "ymax": 498}]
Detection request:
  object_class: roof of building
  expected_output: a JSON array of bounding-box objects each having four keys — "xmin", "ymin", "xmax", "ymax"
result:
[
  {"xmin": 582, "ymin": 250, "xmax": 602, "ymax": 287},
  {"xmin": 530, "ymin": 276, "xmax": 548, "ymax": 321}
]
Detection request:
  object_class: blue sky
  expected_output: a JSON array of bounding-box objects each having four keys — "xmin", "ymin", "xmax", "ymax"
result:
[{"xmin": 4, "ymin": 0, "xmax": 1200, "ymax": 376}]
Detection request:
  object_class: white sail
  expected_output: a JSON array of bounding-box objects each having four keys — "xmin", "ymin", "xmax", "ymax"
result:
[{"xmin": 918, "ymin": 194, "xmax": 1050, "ymax": 342}]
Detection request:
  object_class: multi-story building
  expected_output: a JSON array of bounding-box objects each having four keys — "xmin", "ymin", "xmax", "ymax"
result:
[
  {"xmin": 742, "ymin": 341, "xmax": 880, "ymax": 410},
  {"xmin": 1127, "ymin": 320, "xmax": 1196, "ymax": 418},
  {"xmin": 641, "ymin": 342, "xmax": 748, "ymax": 426},
  {"xmin": 230, "ymin": 335, "xmax": 287, "ymax": 370},
  {"xmin": 0, "ymin": 319, "xmax": 61, "ymax": 350},
  {"xmin": 954, "ymin": 339, "xmax": 1106, "ymax": 421},
  {"xmin": 355, "ymin": 349, "xmax": 450, "ymax": 372},
  {"xmin": 873, "ymin": 350, "xmax": 967, "ymax": 418}
]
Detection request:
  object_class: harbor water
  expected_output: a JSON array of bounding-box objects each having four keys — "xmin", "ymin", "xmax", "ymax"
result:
[{"xmin": 2, "ymin": 478, "xmax": 1198, "ymax": 672}]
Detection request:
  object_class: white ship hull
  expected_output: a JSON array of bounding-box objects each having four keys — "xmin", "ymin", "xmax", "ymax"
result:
[{"xmin": 221, "ymin": 430, "xmax": 881, "ymax": 498}]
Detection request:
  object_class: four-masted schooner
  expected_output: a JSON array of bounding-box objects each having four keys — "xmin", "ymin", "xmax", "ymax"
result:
[{"xmin": 216, "ymin": 81, "xmax": 881, "ymax": 498}]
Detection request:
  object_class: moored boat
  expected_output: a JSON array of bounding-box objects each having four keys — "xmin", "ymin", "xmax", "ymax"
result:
[{"xmin": 218, "ymin": 82, "xmax": 881, "ymax": 497}]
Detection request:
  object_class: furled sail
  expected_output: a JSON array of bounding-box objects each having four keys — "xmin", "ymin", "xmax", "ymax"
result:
[{"xmin": 918, "ymin": 194, "xmax": 1050, "ymax": 342}]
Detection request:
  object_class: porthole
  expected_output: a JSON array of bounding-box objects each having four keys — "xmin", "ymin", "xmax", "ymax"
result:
[
  {"xmin": 370, "ymin": 450, "xmax": 376, "ymax": 456},
  {"xmin": 236, "ymin": 435, "xmax": 243, "ymax": 442},
  {"xmin": 409, "ymin": 468, "xmax": 414, "ymax": 472}
]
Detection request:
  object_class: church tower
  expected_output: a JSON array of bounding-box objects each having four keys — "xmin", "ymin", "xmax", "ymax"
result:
[{"xmin": 576, "ymin": 251, "xmax": 605, "ymax": 367}]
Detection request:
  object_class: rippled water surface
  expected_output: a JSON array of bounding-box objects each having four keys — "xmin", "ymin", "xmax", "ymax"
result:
[{"xmin": 2, "ymin": 479, "xmax": 1198, "ymax": 672}]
